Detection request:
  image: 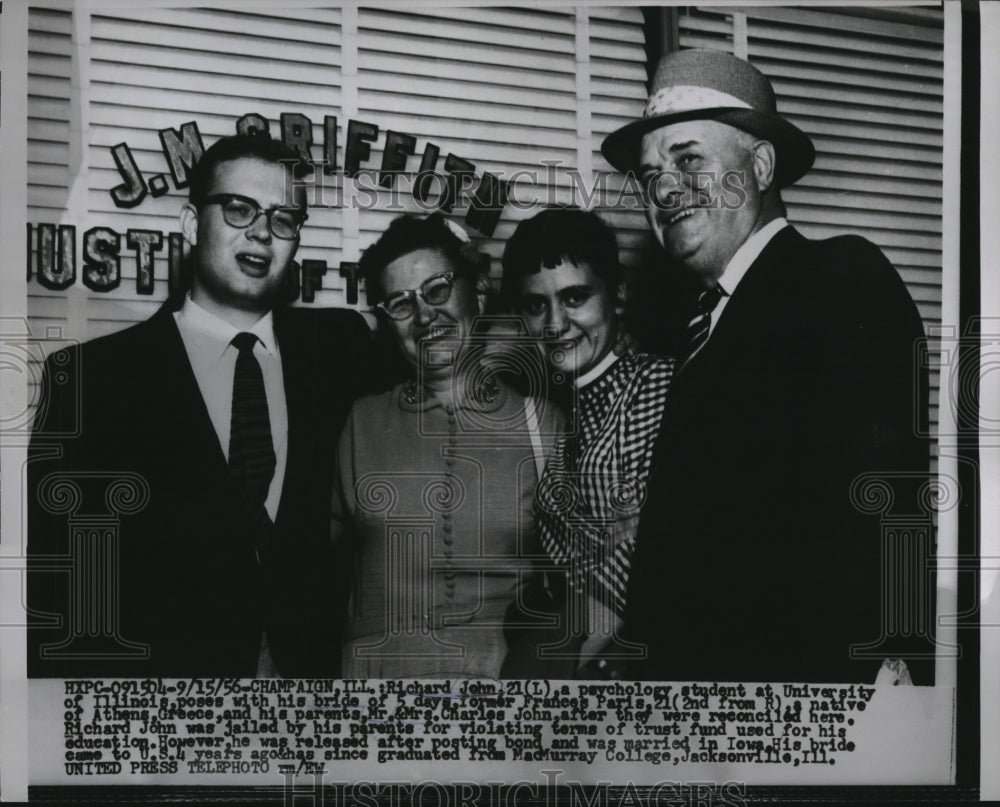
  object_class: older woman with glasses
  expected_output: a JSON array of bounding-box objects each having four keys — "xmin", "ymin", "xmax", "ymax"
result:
[
  {"xmin": 499, "ymin": 207, "xmax": 675, "ymax": 678},
  {"xmin": 331, "ymin": 213, "xmax": 561, "ymax": 679}
]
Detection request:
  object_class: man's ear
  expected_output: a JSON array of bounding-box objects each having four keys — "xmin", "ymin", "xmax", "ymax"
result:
[
  {"xmin": 614, "ymin": 280, "xmax": 627, "ymax": 317},
  {"xmin": 474, "ymin": 275, "xmax": 491, "ymax": 315},
  {"xmin": 752, "ymin": 140, "xmax": 777, "ymax": 195},
  {"xmin": 180, "ymin": 203, "xmax": 199, "ymax": 247}
]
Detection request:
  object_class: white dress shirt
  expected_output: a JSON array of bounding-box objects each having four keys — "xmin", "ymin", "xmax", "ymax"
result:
[{"xmin": 173, "ymin": 295, "xmax": 288, "ymax": 521}]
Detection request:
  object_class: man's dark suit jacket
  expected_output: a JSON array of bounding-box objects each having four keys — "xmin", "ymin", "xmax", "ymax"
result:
[
  {"xmin": 27, "ymin": 302, "xmax": 376, "ymax": 678},
  {"xmin": 625, "ymin": 226, "xmax": 933, "ymax": 684}
]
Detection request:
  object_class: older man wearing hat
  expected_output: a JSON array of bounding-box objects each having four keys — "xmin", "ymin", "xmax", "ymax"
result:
[{"xmin": 603, "ymin": 50, "xmax": 932, "ymax": 684}]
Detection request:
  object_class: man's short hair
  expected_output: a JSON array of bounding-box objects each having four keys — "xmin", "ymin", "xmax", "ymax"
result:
[
  {"xmin": 187, "ymin": 134, "xmax": 306, "ymax": 208},
  {"xmin": 499, "ymin": 206, "xmax": 623, "ymax": 310},
  {"xmin": 730, "ymin": 127, "xmax": 759, "ymax": 151}
]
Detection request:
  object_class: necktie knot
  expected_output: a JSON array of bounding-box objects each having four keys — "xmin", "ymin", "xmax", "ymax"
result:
[
  {"xmin": 232, "ymin": 332, "xmax": 259, "ymax": 354},
  {"xmin": 680, "ymin": 284, "xmax": 726, "ymax": 367},
  {"xmin": 697, "ymin": 284, "xmax": 725, "ymax": 315}
]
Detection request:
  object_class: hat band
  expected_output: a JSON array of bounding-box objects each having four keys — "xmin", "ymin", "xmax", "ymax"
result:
[{"xmin": 645, "ymin": 85, "xmax": 752, "ymax": 119}]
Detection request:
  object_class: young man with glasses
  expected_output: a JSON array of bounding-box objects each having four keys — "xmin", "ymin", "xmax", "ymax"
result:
[{"xmin": 28, "ymin": 134, "xmax": 376, "ymax": 678}]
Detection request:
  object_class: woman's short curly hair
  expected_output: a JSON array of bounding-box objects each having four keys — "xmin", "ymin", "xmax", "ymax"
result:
[
  {"xmin": 359, "ymin": 213, "xmax": 483, "ymax": 306},
  {"xmin": 498, "ymin": 207, "xmax": 623, "ymax": 310}
]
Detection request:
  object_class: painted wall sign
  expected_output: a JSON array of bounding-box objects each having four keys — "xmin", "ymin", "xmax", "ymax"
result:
[
  {"xmin": 110, "ymin": 116, "xmax": 510, "ymax": 233},
  {"xmin": 27, "ymin": 114, "xmax": 513, "ymax": 304}
]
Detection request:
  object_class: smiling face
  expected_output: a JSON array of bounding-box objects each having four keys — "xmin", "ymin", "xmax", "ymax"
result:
[
  {"xmin": 181, "ymin": 156, "xmax": 303, "ymax": 322},
  {"xmin": 639, "ymin": 120, "xmax": 773, "ymax": 283},
  {"xmin": 515, "ymin": 259, "xmax": 622, "ymax": 379},
  {"xmin": 380, "ymin": 248, "xmax": 484, "ymax": 382}
]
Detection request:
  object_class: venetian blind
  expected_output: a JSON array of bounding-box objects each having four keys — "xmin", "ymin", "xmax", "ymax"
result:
[
  {"xmin": 26, "ymin": 5, "xmax": 649, "ymax": 342},
  {"xmin": 26, "ymin": 6, "xmax": 74, "ymax": 350},
  {"xmin": 353, "ymin": 6, "xmax": 649, "ymax": 281},
  {"xmin": 589, "ymin": 6, "xmax": 653, "ymax": 269}
]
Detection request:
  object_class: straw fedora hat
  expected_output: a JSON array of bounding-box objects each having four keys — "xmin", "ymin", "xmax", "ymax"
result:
[{"xmin": 601, "ymin": 49, "xmax": 815, "ymax": 188}]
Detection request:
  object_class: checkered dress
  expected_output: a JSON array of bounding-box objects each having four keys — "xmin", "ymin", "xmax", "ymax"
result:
[{"xmin": 535, "ymin": 353, "xmax": 674, "ymax": 617}]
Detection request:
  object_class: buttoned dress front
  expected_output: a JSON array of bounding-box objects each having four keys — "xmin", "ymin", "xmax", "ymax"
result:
[{"xmin": 333, "ymin": 380, "xmax": 560, "ymax": 679}]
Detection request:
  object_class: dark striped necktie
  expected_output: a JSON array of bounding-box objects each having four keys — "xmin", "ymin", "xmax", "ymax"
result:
[
  {"xmin": 229, "ymin": 332, "xmax": 276, "ymax": 563},
  {"xmin": 681, "ymin": 283, "xmax": 726, "ymax": 364}
]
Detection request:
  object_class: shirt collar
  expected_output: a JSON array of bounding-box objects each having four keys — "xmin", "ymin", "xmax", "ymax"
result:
[
  {"xmin": 716, "ymin": 217, "xmax": 788, "ymax": 297},
  {"xmin": 175, "ymin": 294, "xmax": 278, "ymax": 364},
  {"xmin": 574, "ymin": 350, "xmax": 621, "ymax": 389}
]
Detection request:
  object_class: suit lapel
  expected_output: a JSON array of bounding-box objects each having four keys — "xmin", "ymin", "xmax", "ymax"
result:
[
  {"xmin": 273, "ymin": 309, "xmax": 308, "ymax": 527},
  {"xmin": 145, "ymin": 305, "xmax": 229, "ymax": 469},
  {"xmin": 140, "ymin": 304, "xmax": 242, "ymax": 523},
  {"xmin": 678, "ymin": 225, "xmax": 803, "ymax": 374},
  {"xmin": 150, "ymin": 304, "xmax": 307, "ymax": 530},
  {"xmin": 710, "ymin": 226, "xmax": 800, "ymax": 341},
  {"xmin": 660, "ymin": 226, "xmax": 805, "ymax": 441}
]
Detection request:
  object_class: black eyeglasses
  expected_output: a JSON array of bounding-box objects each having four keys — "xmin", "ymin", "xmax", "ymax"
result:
[
  {"xmin": 202, "ymin": 193, "xmax": 307, "ymax": 240},
  {"xmin": 377, "ymin": 272, "xmax": 456, "ymax": 320}
]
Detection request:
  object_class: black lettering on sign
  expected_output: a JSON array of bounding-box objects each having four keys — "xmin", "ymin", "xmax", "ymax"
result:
[
  {"xmin": 83, "ymin": 227, "xmax": 121, "ymax": 292},
  {"xmin": 438, "ymin": 154, "xmax": 475, "ymax": 214},
  {"xmin": 339, "ymin": 262, "xmax": 360, "ymax": 306},
  {"xmin": 110, "ymin": 143, "xmax": 148, "ymax": 208},
  {"xmin": 127, "ymin": 230, "xmax": 164, "ymax": 295},
  {"xmin": 148, "ymin": 175, "xmax": 169, "ymax": 197},
  {"xmin": 34, "ymin": 224, "xmax": 76, "ymax": 290},
  {"xmin": 465, "ymin": 172, "xmax": 509, "ymax": 237},
  {"xmin": 323, "ymin": 116, "xmax": 338, "ymax": 175},
  {"xmin": 301, "ymin": 259, "xmax": 328, "ymax": 304},
  {"xmin": 167, "ymin": 232, "xmax": 187, "ymax": 298},
  {"xmin": 281, "ymin": 113, "xmax": 314, "ymax": 174},
  {"xmin": 158, "ymin": 122, "xmax": 204, "ymax": 190},
  {"xmin": 236, "ymin": 113, "xmax": 271, "ymax": 138},
  {"xmin": 379, "ymin": 131, "xmax": 416, "ymax": 189},
  {"xmin": 352, "ymin": 169, "xmax": 379, "ymax": 211},
  {"xmin": 414, "ymin": 142, "xmax": 440, "ymax": 204},
  {"xmin": 345, "ymin": 120, "xmax": 378, "ymax": 178}
]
